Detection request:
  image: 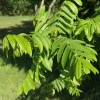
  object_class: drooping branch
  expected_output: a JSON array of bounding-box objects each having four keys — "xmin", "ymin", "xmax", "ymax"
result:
[{"xmin": 48, "ymin": 0, "xmax": 57, "ymax": 13}]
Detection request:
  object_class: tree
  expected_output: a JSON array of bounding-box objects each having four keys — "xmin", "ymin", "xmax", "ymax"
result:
[{"xmin": 3, "ymin": 0, "xmax": 100, "ymax": 96}]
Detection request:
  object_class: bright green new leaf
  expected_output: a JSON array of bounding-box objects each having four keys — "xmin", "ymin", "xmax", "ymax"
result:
[
  {"xmin": 78, "ymin": 57, "xmax": 99, "ymax": 74},
  {"xmin": 26, "ymin": 74, "xmax": 35, "ymax": 90},
  {"xmin": 75, "ymin": 26, "xmax": 84, "ymax": 35},
  {"xmin": 32, "ymin": 34, "xmax": 43, "ymax": 53},
  {"xmin": 61, "ymin": 6, "xmax": 76, "ymax": 19},
  {"xmin": 57, "ymin": 43, "xmax": 66, "ymax": 63},
  {"xmin": 73, "ymin": 0, "xmax": 82, "ymax": 6},
  {"xmin": 51, "ymin": 38, "xmax": 62, "ymax": 55},
  {"xmin": 7, "ymin": 34, "xmax": 16, "ymax": 49},
  {"xmin": 37, "ymin": 34, "xmax": 49, "ymax": 51},
  {"xmin": 61, "ymin": 46, "xmax": 70, "ymax": 68},
  {"xmin": 13, "ymin": 35, "xmax": 32, "ymax": 56},
  {"xmin": 17, "ymin": 85, "xmax": 23, "ymax": 95},
  {"xmin": 75, "ymin": 60, "xmax": 82, "ymax": 79},
  {"xmin": 42, "ymin": 56, "xmax": 52, "ymax": 72},
  {"xmin": 64, "ymin": 1, "xmax": 78, "ymax": 15},
  {"xmin": 23, "ymin": 80, "xmax": 29, "ymax": 95}
]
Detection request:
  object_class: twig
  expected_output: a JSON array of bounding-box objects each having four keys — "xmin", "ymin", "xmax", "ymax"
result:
[
  {"xmin": 40, "ymin": 0, "xmax": 45, "ymax": 9},
  {"xmin": 48, "ymin": 0, "xmax": 56, "ymax": 13}
]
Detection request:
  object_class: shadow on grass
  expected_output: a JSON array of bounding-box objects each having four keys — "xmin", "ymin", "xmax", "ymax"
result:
[
  {"xmin": 0, "ymin": 20, "xmax": 34, "ymax": 72},
  {"xmin": 0, "ymin": 20, "xmax": 34, "ymax": 39}
]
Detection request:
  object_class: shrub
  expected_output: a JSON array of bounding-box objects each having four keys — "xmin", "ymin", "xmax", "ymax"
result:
[{"xmin": 3, "ymin": 0, "xmax": 100, "ymax": 97}]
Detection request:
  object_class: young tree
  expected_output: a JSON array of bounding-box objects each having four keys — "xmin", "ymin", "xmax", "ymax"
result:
[{"xmin": 3, "ymin": 0, "xmax": 100, "ymax": 97}]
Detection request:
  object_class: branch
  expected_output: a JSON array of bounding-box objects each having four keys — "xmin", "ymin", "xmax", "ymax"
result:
[
  {"xmin": 40, "ymin": 0, "xmax": 45, "ymax": 9},
  {"xmin": 48, "ymin": 0, "xmax": 56, "ymax": 13}
]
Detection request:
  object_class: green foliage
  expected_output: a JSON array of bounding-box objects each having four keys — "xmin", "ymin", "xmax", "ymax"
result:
[
  {"xmin": 2, "ymin": 0, "xmax": 100, "ymax": 97},
  {"xmin": 74, "ymin": 16, "xmax": 100, "ymax": 41},
  {"xmin": 0, "ymin": 0, "xmax": 36, "ymax": 15}
]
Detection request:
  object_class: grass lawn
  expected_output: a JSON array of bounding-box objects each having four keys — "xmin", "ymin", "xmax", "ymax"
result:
[
  {"xmin": 0, "ymin": 16, "xmax": 33, "ymax": 40},
  {"xmin": 0, "ymin": 16, "xmax": 32, "ymax": 100},
  {"xmin": 0, "ymin": 56, "xmax": 27, "ymax": 100},
  {"xmin": 0, "ymin": 16, "xmax": 33, "ymax": 28}
]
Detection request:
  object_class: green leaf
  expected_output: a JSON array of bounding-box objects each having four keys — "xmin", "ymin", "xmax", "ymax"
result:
[
  {"xmin": 77, "ymin": 19, "xmax": 88, "ymax": 27},
  {"xmin": 35, "ymin": 65, "xmax": 40, "ymax": 83},
  {"xmin": 59, "ymin": 11, "xmax": 73, "ymax": 23},
  {"xmin": 71, "ymin": 88, "xmax": 77, "ymax": 96},
  {"xmin": 35, "ymin": 6, "xmax": 45, "ymax": 21},
  {"xmin": 13, "ymin": 47, "xmax": 21, "ymax": 57},
  {"xmin": 84, "ymin": 47, "xmax": 97, "ymax": 62},
  {"xmin": 58, "ymin": 22, "xmax": 70, "ymax": 34},
  {"xmin": 78, "ymin": 57, "xmax": 99, "ymax": 74},
  {"xmin": 57, "ymin": 43, "xmax": 66, "ymax": 63},
  {"xmin": 96, "ymin": 23, "xmax": 100, "ymax": 33},
  {"xmin": 58, "ymin": 17, "xmax": 72, "ymax": 27},
  {"xmin": 29, "ymin": 69, "xmax": 33, "ymax": 79},
  {"xmin": 23, "ymin": 80, "xmax": 29, "ymax": 95},
  {"xmin": 35, "ymin": 11, "xmax": 49, "ymax": 32},
  {"xmin": 64, "ymin": 1, "xmax": 78, "ymax": 15},
  {"xmin": 37, "ymin": 34, "xmax": 49, "ymax": 51},
  {"xmin": 83, "ymin": 64, "xmax": 90, "ymax": 74},
  {"xmin": 42, "ymin": 35, "xmax": 51, "ymax": 48},
  {"xmin": 7, "ymin": 34, "xmax": 16, "ymax": 49},
  {"xmin": 70, "ymin": 54, "xmax": 75, "ymax": 67},
  {"xmin": 60, "ymin": 69, "xmax": 69, "ymax": 78},
  {"xmin": 61, "ymin": 46, "xmax": 70, "ymax": 68},
  {"xmin": 84, "ymin": 24, "xmax": 89, "ymax": 36},
  {"xmin": 3, "ymin": 37, "xmax": 9, "ymax": 50},
  {"xmin": 32, "ymin": 34, "xmax": 43, "ymax": 53},
  {"xmin": 61, "ymin": 6, "xmax": 76, "ymax": 19},
  {"xmin": 73, "ymin": 77, "xmax": 80, "ymax": 86},
  {"xmin": 41, "ymin": 11, "xmax": 49, "ymax": 21},
  {"xmin": 47, "ymin": 15, "xmax": 57, "ymax": 25},
  {"xmin": 42, "ymin": 55, "xmax": 52, "ymax": 72},
  {"xmin": 86, "ymin": 23, "xmax": 92, "ymax": 41},
  {"xmin": 73, "ymin": 0, "xmax": 82, "ymax": 6},
  {"xmin": 57, "ymin": 82, "xmax": 62, "ymax": 91},
  {"xmin": 26, "ymin": 74, "xmax": 35, "ymax": 90},
  {"xmin": 39, "ymin": 67, "xmax": 45, "ymax": 78},
  {"xmin": 2, "ymin": 37, "xmax": 10, "ymax": 57},
  {"xmin": 53, "ymin": 81, "xmax": 59, "ymax": 92},
  {"xmin": 58, "ymin": 27, "xmax": 66, "ymax": 34},
  {"xmin": 35, "ymin": 21, "xmax": 46, "ymax": 32},
  {"xmin": 13, "ymin": 35, "xmax": 32, "ymax": 56},
  {"xmin": 69, "ymin": 50, "xmax": 73, "ymax": 62},
  {"xmin": 17, "ymin": 85, "xmax": 23, "ymax": 95},
  {"xmin": 39, "ymin": 6, "xmax": 45, "ymax": 16},
  {"xmin": 75, "ymin": 60, "xmax": 82, "ymax": 79},
  {"xmin": 75, "ymin": 26, "xmax": 84, "ymax": 35},
  {"xmin": 51, "ymin": 38, "xmax": 62, "ymax": 55},
  {"xmin": 90, "ymin": 22, "xmax": 95, "ymax": 35}
]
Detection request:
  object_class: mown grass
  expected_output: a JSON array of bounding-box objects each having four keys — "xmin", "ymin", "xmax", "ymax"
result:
[
  {"xmin": 0, "ymin": 16, "xmax": 32, "ymax": 100},
  {"xmin": 0, "ymin": 16, "xmax": 33, "ymax": 28},
  {"xmin": 0, "ymin": 16, "xmax": 100, "ymax": 100},
  {"xmin": 0, "ymin": 56, "xmax": 27, "ymax": 100}
]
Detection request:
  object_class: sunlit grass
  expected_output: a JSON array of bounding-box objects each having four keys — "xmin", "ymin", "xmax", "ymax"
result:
[
  {"xmin": 0, "ymin": 16, "xmax": 33, "ymax": 29},
  {"xmin": 0, "ymin": 56, "xmax": 27, "ymax": 100}
]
